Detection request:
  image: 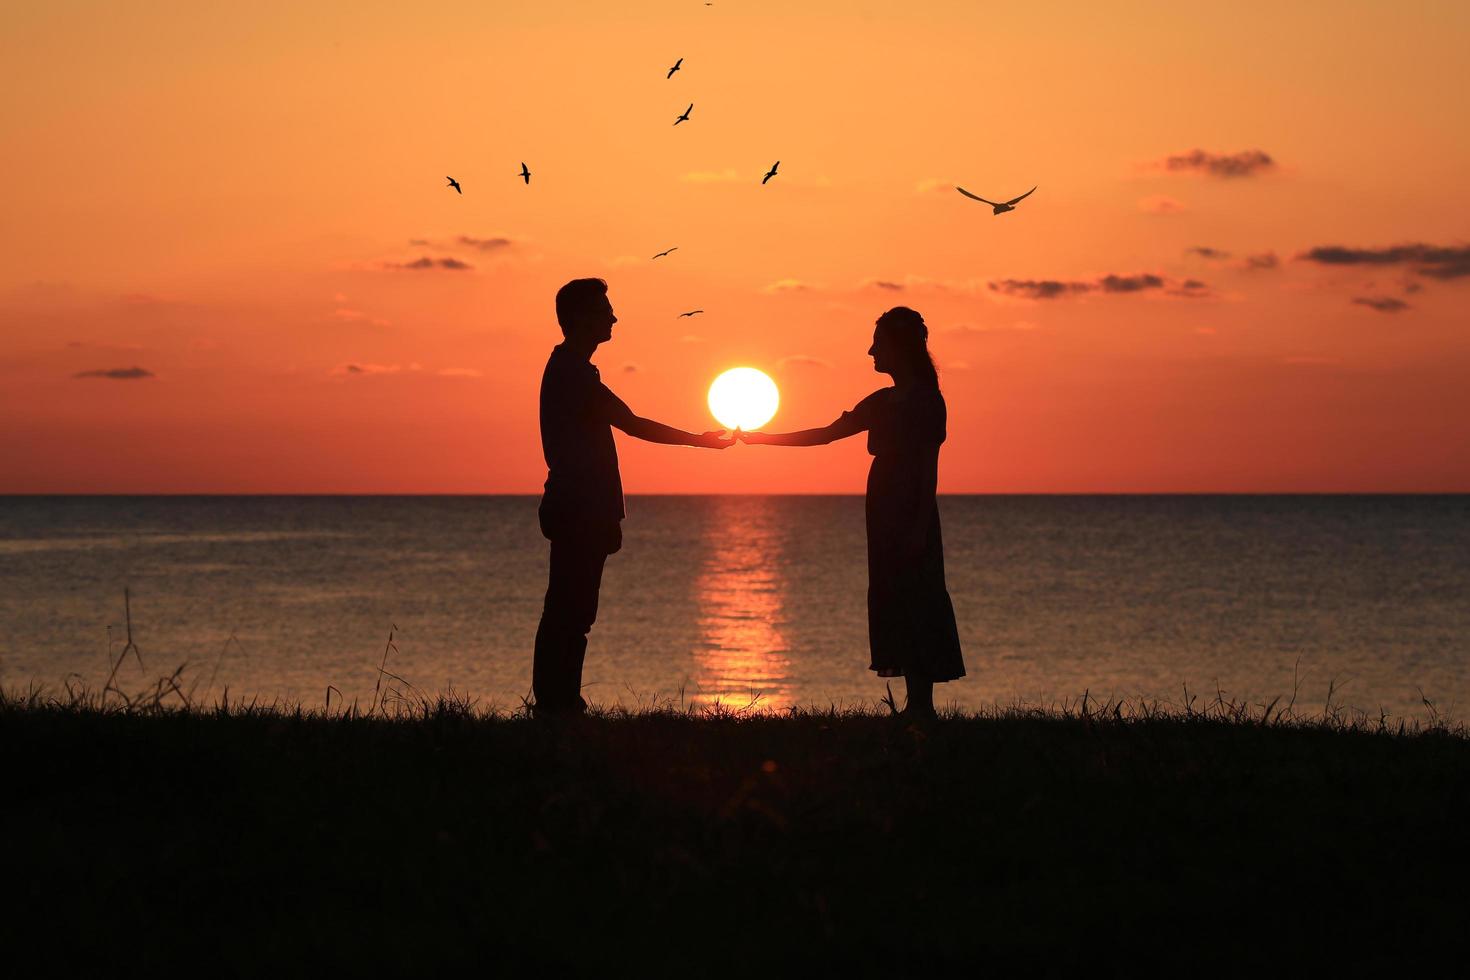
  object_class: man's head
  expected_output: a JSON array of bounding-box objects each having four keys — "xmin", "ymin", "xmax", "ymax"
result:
[{"xmin": 555, "ymin": 278, "xmax": 616, "ymax": 344}]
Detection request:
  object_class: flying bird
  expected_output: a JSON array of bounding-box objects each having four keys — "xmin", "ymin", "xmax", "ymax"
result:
[
  {"xmin": 519, "ymin": 162, "xmax": 531, "ymax": 184},
  {"xmin": 674, "ymin": 103, "xmax": 693, "ymax": 125},
  {"xmin": 956, "ymin": 185, "xmax": 1036, "ymax": 215},
  {"xmin": 446, "ymin": 176, "xmax": 461, "ymax": 194},
  {"xmin": 762, "ymin": 161, "xmax": 779, "ymax": 184},
  {"xmin": 667, "ymin": 58, "xmax": 682, "ymax": 79},
  {"xmin": 652, "ymin": 247, "xmax": 678, "ymax": 259},
  {"xmin": 679, "ymin": 309, "xmax": 704, "ymax": 317}
]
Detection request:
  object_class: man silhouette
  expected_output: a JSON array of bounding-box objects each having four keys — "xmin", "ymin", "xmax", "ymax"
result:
[{"xmin": 533, "ymin": 278, "xmax": 732, "ymax": 716}]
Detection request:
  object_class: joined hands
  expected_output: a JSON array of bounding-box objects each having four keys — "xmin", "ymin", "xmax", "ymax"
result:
[
  {"xmin": 736, "ymin": 429, "xmax": 766, "ymax": 445},
  {"xmin": 693, "ymin": 428, "xmax": 774, "ymax": 448}
]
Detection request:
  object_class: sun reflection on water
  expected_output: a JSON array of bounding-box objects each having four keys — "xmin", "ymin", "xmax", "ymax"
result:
[{"xmin": 692, "ymin": 498, "xmax": 792, "ymax": 710}]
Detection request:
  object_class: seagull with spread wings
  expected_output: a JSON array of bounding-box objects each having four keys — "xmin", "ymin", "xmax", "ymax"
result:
[
  {"xmin": 674, "ymin": 103, "xmax": 693, "ymax": 125},
  {"xmin": 679, "ymin": 309, "xmax": 704, "ymax": 317},
  {"xmin": 762, "ymin": 161, "xmax": 779, "ymax": 185},
  {"xmin": 519, "ymin": 163, "xmax": 531, "ymax": 184},
  {"xmin": 667, "ymin": 58, "xmax": 682, "ymax": 79},
  {"xmin": 653, "ymin": 247, "xmax": 678, "ymax": 259},
  {"xmin": 446, "ymin": 176, "xmax": 461, "ymax": 194},
  {"xmin": 955, "ymin": 185, "xmax": 1036, "ymax": 214}
]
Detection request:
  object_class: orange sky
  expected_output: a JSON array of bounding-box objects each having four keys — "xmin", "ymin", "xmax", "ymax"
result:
[{"xmin": 2, "ymin": 1, "xmax": 1468, "ymax": 493}]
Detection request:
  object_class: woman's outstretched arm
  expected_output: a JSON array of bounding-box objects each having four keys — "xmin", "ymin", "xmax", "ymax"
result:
[{"xmin": 741, "ymin": 413, "xmax": 865, "ymax": 447}]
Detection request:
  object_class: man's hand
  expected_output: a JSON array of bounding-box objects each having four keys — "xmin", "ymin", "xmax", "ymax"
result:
[
  {"xmin": 738, "ymin": 429, "xmax": 764, "ymax": 445},
  {"xmin": 693, "ymin": 429, "xmax": 737, "ymax": 449}
]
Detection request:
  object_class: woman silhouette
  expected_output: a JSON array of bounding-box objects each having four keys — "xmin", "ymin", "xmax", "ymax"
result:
[{"xmin": 742, "ymin": 307, "xmax": 964, "ymax": 717}]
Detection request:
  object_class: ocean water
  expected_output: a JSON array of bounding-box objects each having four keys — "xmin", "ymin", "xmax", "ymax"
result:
[{"xmin": 1, "ymin": 495, "xmax": 1466, "ymax": 719}]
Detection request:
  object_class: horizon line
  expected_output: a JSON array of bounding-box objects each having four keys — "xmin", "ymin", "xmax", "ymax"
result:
[{"xmin": 3, "ymin": 491, "xmax": 1468, "ymax": 499}]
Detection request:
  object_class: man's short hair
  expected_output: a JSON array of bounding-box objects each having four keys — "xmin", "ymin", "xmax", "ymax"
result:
[{"xmin": 555, "ymin": 278, "xmax": 609, "ymax": 336}]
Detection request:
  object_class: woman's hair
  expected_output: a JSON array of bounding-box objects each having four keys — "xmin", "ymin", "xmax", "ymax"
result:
[{"xmin": 875, "ymin": 306, "xmax": 939, "ymax": 389}]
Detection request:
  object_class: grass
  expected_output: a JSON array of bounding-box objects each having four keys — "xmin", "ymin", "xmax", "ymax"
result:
[{"xmin": 4, "ymin": 676, "xmax": 1468, "ymax": 974}]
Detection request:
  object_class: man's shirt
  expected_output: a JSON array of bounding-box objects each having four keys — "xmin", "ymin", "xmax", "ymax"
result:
[{"xmin": 539, "ymin": 344, "xmax": 626, "ymax": 527}]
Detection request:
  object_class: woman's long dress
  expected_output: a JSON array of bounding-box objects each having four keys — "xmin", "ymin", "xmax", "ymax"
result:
[{"xmin": 840, "ymin": 386, "xmax": 965, "ymax": 681}]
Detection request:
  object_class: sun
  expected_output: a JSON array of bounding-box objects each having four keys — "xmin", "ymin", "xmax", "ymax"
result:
[{"xmin": 708, "ymin": 367, "xmax": 779, "ymax": 431}]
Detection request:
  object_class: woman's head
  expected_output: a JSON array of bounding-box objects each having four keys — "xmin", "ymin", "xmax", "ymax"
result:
[{"xmin": 869, "ymin": 306, "xmax": 939, "ymax": 388}]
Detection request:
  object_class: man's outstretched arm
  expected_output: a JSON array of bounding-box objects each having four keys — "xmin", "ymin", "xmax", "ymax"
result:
[{"xmin": 602, "ymin": 391, "xmax": 733, "ymax": 448}]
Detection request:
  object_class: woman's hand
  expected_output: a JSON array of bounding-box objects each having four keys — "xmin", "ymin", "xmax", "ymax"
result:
[{"xmin": 739, "ymin": 429, "xmax": 765, "ymax": 445}]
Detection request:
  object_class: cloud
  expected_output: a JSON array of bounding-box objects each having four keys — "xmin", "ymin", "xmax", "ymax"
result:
[
  {"xmin": 1138, "ymin": 195, "xmax": 1186, "ymax": 214},
  {"xmin": 1189, "ymin": 247, "xmax": 1278, "ymax": 273},
  {"xmin": 456, "ymin": 235, "xmax": 513, "ymax": 252},
  {"xmin": 382, "ymin": 256, "xmax": 474, "ymax": 271},
  {"xmin": 777, "ymin": 355, "xmax": 832, "ymax": 369},
  {"xmin": 914, "ymin": 178, "xmax": 952, "ymax": 195},
  {"xmin": 73, "ymin": 366, "xmax": 154, "ymax": 380},
  {"xmin": 407, "ymin": 239, "xmax": 430, "ymax": 247},
  {"xmin": 1298, "ymin": 243, "xmax": 1470, "ymax": 280},
  {"xmin": 437, "ymin": 367, "xmax": 483, "ymax": 378},
  {"xmin": 1155, "ymin": 148, "xmax": 1275, "ymax": 178},
  {"xmin": 679, "ymin": 334, "xmax": 705, "ymax": 343},
  {"xmin": 1100, "ymin": 273, "xmax": 1165, "ymax": 293},
  {"xmin": 762, "ymin": 278, "xmax": 816, "ymax": 294},
  {"xmin": 1352, "ymin": 296, "xmax": 1410, "ymax": 313},
  {"xmin": 855, "ymin": 274, "xmax": 987, "ymax": 296},
  {"xmin": 943, "ymin": 360, "xmax": 971, "ymax": 371},
  {"xmin": 989, "ymin": 279, "xmax": 1082, "ymax": 300},
  {"xmin": 988, "ymin": 273, "xmax": 1206, "ymax": 300},
  {"xmin": 333, "ymin": 362, "xmax": 402, "ymax": 376},
  {"xmin": 1167, "ymin": 279, "xmax": 1212, "ymax": 298},
  {"xmin": 1302, "ymin": 244, "xmax": 1445, "ymax": 265},
  {"xmin": 621, "ymin": 363, "xmax": 640, "ymax": 374}
]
